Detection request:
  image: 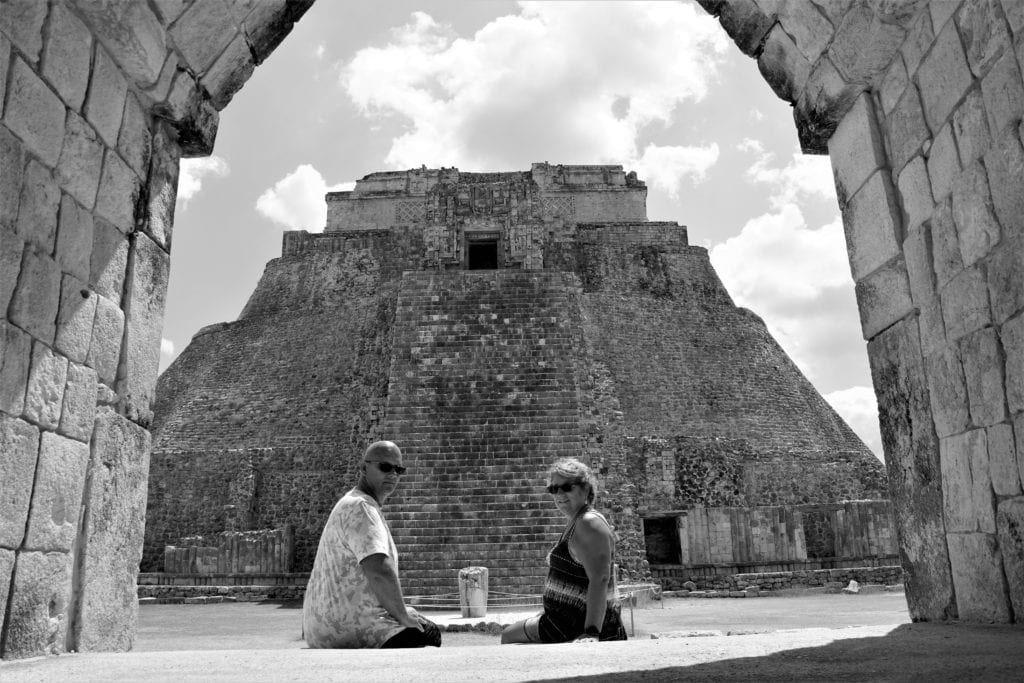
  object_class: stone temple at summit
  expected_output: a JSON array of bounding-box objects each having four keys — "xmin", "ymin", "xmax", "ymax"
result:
[{"xmin": 145, "ymin": 163, "xmax": 889, "ymax": 597}]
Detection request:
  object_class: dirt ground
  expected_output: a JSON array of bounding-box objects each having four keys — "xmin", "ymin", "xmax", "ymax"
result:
[{"xmin": 134, "ymin": 589, "xmax": 913, "ymax": 650}]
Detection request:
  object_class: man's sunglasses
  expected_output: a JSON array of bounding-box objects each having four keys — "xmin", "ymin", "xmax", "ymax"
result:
[
  {"xmin": 546, "ymin": 482, "xmax": 580, "ymax": 494},
  {"xmin": 370, "ymin": 462, "xmax": 407, "ymax": 475}
]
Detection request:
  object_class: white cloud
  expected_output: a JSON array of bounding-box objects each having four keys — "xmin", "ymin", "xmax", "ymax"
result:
[
  {"xmin": 161, "ymin": 338, "xmax": 175, "ymax": 356},
  {"xmin": 709, "ymin": 206, "xmax": 868, "ymax": 391},
  {"xmin": 742, "ymin": 144, "xmax": 836, "ymax": 209},
  {"xmin": 825, "ymin": 386, "xmax": 883, "ymax": 459},
  {"xmin": 177, "ymin": 156, "xmax": 229, "ymax": 207},
  {"xmin": 634, "ymin": 143, "xmax": 719, "ymax": 198},
  {"xmin": 255, "ymin": 165, "xmax": 354, "ymax": 231},
  {"xmin": 342, "ymin": 1, "xmax": 728, "ymax": 192}
]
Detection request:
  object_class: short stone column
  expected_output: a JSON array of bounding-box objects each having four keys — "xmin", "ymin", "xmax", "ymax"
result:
[{"xmin": 458, "ymin": 566, "xmax": 488, "ymax": 618}]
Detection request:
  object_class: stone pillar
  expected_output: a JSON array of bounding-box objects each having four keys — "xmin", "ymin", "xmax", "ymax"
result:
[{"xmin": 0, "ymin": 0, "xmax": 312, "ymax": 659}]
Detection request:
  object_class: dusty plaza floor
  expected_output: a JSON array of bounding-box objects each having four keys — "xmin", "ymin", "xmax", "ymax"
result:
[{"xmin": 2, "ymin": 590, "xmax": 1023, "ymax": 681}]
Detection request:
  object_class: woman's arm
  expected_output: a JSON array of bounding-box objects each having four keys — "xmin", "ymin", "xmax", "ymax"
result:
[{"xmin": 570, "ymin": 514, "xmax": 614, "ymax": 638}]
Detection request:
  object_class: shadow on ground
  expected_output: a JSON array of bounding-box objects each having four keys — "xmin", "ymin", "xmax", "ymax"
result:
[{"xmin": 541, "ymin": 623, "xmax": 1024, "ymax": 682}]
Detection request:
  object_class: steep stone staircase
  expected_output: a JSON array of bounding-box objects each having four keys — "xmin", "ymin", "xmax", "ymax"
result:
[{"xmin": 382, "ymin": 270, "xmax": 586, "ymax": 599}]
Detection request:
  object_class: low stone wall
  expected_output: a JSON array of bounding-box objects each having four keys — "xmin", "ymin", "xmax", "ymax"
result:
[
  {"xmin": 165, "ymin": 527, "xmax": 294, "ymax": 574},
  {"xmin": 137, "ymin": 584, "xmax": 305, "ymax": 604},
  {"xmin": 655, "ymin": 565, "xmax": 903, "ymax": 592}
]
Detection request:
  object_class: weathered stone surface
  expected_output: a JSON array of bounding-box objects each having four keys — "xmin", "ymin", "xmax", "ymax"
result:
[
  {"xmin": 946, "ymin": 532, "xmax": 1012, "ymax": 622},
  {"xmin": 54, "ymin": 274, "xmax": 97, "ymax": 364},
  {"xmin": 68, "ymin": 0, "xmax": 166, "ymax": 87},
  {"xmin": 1005, "ymin": 314, "xmax": 1024, "ymax": 413},
  {"xmin": 121, "ymin": 233, "xmax": 169, "ymax": 424},
  {"xmin": 897, "ymin": 155, "xmax": 933, "ymax": 231},
  {"xmin": 918, "ymin": 17, "xmax": 974, "ymax": 131},
  {"xmin": 176, "ymin": 94, "xmax": 220, "ymax": 157},
  {"xmin": 987, "ymin": 234, "xmax": 1024, "ymax": 324},
  {"xmin": 925, "ymin": 346, "xmax": 971, "ymax": 438},
  {"xmin": 0, "ymin": 548, "xmax": 12, "ymax": 639},
  {"xmin": 170, "ymin": 0, "xmax": 236, "ymax": 73},
  {"xmin": 930, "ymin": 1, "xmax": 958, "ymax": 31},
  {"xmin": 143, "ymin": 123, "xmax": 179, "ymax": 250},
  {"xmin": 829, "ymin": 4, "xmax": 906, "ymax": 84},
  {"xmin": 940, "ymin": 265, "xmax": 991, "ymax": 341},
  {"xmin": 757, "ymin": 24, "xmax": 810, "ymax": 103},
  {"xmin": 0, "ymin": 321, "xmax": 32, "ymax": 415},
  {"xmin": 958, "ymin": 0, "xmax": 1013, "ymax": 78},
  {"xmin": 996, "ymin": 497, "xmax": 1024, "ymax": 618},
  {"xmin": 201, "ymin": 33, "xmax": 254, "ymax": 110},
  {"xmin": 95, "ymin": 150, "xmax": 141, "ymax": 234},
  {"xmin": 868, "ymin": 317, "xmax": 956, "ymax": 621},
  {"xmin": 716, "ymin": 0, "xmax": 774, "ymax": 57},
  {"xmin": 854, "ymin": 256, "xmax": 914, "ymax": 339},
  {"xmin": 56, "ymin": 112, "xmax": 104, "ymax": 210},
  {"xmin": 117, "ymin": 95, "xmax": 152, "ymax": 180},
  {"xmin": 241, "ymin": 0, "xmax": 307, "ymax": 65},
  {"xmin": 59, "ymin": 361, "xmax": 97, "ymax": 443},
  {"xmin": 2, "ymin": 551, "xmax": 73, "ymax": 657},
  {"xmin": 0, "ymin": 0, "xmax": 46, "ymax": 62},
  {"xmin": 75, "ymin": 411, "xmax": 151, "ymax": 652},
  {"xmin": 87, "ymin": 294, "xmax": 125, "ymax": 387},
  {"xmin": 41, "ymin": 2, "xmax": 92, "ymax": 109},
  {"xmin": 15, "ymin": 159, "xmax": 60, "ymax": 253},
  {"xmin": 987, "ymin": 423, "xmax": 1022, "ymax": 496},
  {"xmin": 953, "ymin": 89, "xmax": 992, "ymax": 166},
  {"xmin": 981, "ymin": 50, "xmax": 1024, "ymax": 141},
  {"xmin": 3, "ymin": 57, "xmax": 66, "ymax": 167},
  {"xmin": 9, "ymin": 247, "xmax": 61, "ymax": 344},
  {"xmin": 84, "ymin": 47, "xmax": 128, "ymax": 148},
  {"xmin": 829, "ymin": 93, "xmax": 885, "ymax": 205},
  {"xmin": 23, "ymin": 342, "xmax": 69, "ymax": 431},
  {"xmin": 151, "ymin": 0, "xmax": 186, "ymax": 25},
  {"xmin": 24, "ymin": 431, "xmax": 89, "ymax": 552},
  {"xmin": 926, "ymin": 123, "xmax": 959, "ymax": 203},
  {"xmin": 794, "ymin": 57, "xmax": 863, "ymax": 154},
  {"xmin": 918, "ymin": 298, "xmax": 946, "ymax": 356},
  {"xmin": 885, "ymin": 81, "xmax": 928, "ymax": 172},
  {"xmin": 960, "ymin": 327, "xmax": 1008, "ymax": 427},
  {"xmin": 0, "ymin": 125, "xmax": 26, "ymax": 231},
  {"xmin": 0, "ymin": 414, "xmax": 40, "ymax": 548},
  {"xmin": 89, "ymin": 217, "xmax": 129, "ymax": 306},
  {"xmin": 898, "ymin": 6, "xmax": 934, "ymax": 77},
  {"xmin": 55, "ymin": 194, "xmax": 94, "ymax": 282},
  {"xmin": 983, "ymin": 122, "xmax": 1024, "ymax": 236},
  {"xmin": 777, "ymin": 0, "xmax": 832, "ymax": 64},
  {"xmin": 841, "ymin": 171, "xmax": 901, "ymax": 281},
  {"xmin": 902, "ymin": 224, "xmax": 934, "ymax": 307},
  {"xmin": 0, "ymin": 226, "xmax": 23, "ymax": 313},
  {"xmin": 952, "ymin": 161, "xmax": 1001, "ymax": 267},
  {"xmin": 1004, "ymin": 0, "xmax": 1024, "ymax": 34},
  {"xmin": 940, "ymin": 429, "xmax": 995, "ymax": 533},
  {"xmin": 879, "ymin": 56, "xmax": 908, "ymax": 116}
]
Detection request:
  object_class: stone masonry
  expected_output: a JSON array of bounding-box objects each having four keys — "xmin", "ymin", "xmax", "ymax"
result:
[
  {"xmin": 147, "ymin": 164, "xmax": 885, "ymax": 597},
  {"xmin": 3, "ymin": 0, "xmax": 1024, "ymax": 662}
]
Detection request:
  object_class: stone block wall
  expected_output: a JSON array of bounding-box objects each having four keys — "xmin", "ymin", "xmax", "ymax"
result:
[
  {"xmin": 698, "ymin": 0, "xmax": 1024, "ymax": 621},
  {"xmin": 0, "ymin": 0, "xmax": 311, "ymax": 658},
  {"xmin": 165, "ymin": 527, "xmax": 294, "ymax": 575}
]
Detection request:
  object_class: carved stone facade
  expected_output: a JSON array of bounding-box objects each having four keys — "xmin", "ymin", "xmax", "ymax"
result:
[{"xmin": 147, "ymin": 164, "xmax": 885, "ymax": 598}]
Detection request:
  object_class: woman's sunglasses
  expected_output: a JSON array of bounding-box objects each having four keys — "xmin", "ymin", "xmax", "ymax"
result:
[
  {"xmin": 546, "ymin": 482, "xmax": 580, "ymax": 494},
  {"xmin": 371, "ymin": 462, "xmax": 407, "ymax": 475}
]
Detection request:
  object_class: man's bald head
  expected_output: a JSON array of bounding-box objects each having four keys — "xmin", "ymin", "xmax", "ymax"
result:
[{"xmin": 364, "ymin": 440, "xmax": 401, "ymax": 462}]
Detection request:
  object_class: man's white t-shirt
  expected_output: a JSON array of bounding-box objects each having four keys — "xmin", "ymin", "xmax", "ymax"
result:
[{"xmin": 303, "ymin": 489, "xmax": 415, "ymax": 648}]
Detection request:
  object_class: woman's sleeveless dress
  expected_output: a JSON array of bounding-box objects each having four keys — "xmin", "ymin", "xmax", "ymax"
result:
[{"xmin": 536, "ymin": 506, "xmax": 628, "ymax": 643}]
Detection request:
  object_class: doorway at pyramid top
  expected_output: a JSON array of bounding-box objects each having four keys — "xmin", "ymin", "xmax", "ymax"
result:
[{"xmin": 467, "ymin": 234, "xmax": 501, "ymax": 270}]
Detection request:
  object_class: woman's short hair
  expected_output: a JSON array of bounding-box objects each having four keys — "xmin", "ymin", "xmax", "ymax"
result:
[{"xmin": 547, "ymin": 457, "xmax": 597, "ymax": 504}]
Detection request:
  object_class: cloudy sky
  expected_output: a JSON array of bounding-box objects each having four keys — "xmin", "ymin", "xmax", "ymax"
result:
[{"xmin": 164, "ymin": 0, "xmax": 882, "ymax": 457}]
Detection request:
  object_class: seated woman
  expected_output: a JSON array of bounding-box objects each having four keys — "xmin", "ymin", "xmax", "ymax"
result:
[{"xmin": 501, "ymin": 457, "xmax": 627, "ymax": 644}]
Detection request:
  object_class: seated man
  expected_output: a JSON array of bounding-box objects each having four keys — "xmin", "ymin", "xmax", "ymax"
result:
[{"xmin": 303, "ymin": 440, "xmax": 441, "ymax": 648}]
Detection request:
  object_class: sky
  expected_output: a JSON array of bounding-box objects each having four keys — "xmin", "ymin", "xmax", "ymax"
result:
[{"xmin": 163, "ymin": 0, "xmax": 883, "ymax": 458}]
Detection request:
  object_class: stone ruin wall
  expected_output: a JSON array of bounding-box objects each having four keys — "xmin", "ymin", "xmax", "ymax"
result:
[{"xmin": 4, "ymin": 0, "xmax": 1024, "ymax": 662}]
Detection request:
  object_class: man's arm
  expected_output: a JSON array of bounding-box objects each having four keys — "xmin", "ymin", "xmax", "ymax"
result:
[{"xmin": 360, "ymin": 553, "xmax": 421, "ymax": 630}]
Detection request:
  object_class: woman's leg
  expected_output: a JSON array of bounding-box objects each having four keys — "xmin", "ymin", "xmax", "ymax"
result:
[{"xmin": 501, "ymin": 616, "xmax": 540, "ymax": 644}]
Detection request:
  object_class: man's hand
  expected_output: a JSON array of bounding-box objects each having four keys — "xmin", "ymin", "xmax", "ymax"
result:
[{"xmin": 360, "ymin": 553, "xmax": 419, "ymax": 628}]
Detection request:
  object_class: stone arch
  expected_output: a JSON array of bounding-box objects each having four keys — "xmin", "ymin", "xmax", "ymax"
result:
[{"xmin": 0, "ymin": 0, "xmax": 1021, "ymax": 659}]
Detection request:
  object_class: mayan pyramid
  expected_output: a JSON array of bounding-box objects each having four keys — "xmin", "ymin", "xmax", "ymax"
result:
[{"xmin": 145, "ymin": 163, "xmax": 886, "ymax": 597}]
